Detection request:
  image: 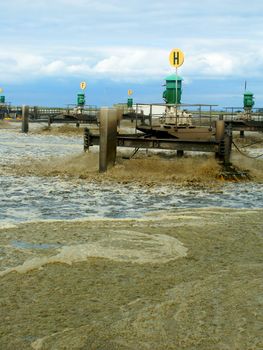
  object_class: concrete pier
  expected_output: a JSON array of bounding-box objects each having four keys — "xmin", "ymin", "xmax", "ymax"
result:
[
  {"xmin": 240, "ymin": 130, "xmax": 245, "ymax": 138},
  {"xmin": 215, "ymin": 120, "xmax": 232, "ymax": 164},
  {"xmin": 21, "ymin": 105, "xmax": 29, "ymax": 133},
  {"xmin": 215, "ymin": 120, "xmax": 225, "ymax": 142},
  {"xmin": 116, "ymin": 106, "xmax": 124, "ymax": 128},
  {"xmin": 99, "ymin": 108, "xmax": 117, "ymax": 173},
  {"xmin": 177, "ymin": 150, "xmax": 184, "ymax": 157}
]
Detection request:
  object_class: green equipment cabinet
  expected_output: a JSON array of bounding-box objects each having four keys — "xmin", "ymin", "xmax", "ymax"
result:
[
  {"xmin": 243, "ymin": 91, "xmax": 254, "ymax": 109},
  {"xmin": 163, "ymin": 74, "xmax": 182, "ymax": 104},
  {"xmin": 0, "ymin": 96, "xmax": 5, "ymax": 103},
  {"xmin": 77, "ymin": 93, "xmax": 85, "ymax": 106}
]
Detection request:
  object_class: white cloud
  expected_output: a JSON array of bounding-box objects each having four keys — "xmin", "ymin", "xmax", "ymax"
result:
[
  {"xmin": 41, "ymin": 60, "xmax": 67, "ymax": 74},
  {"xmin": 1, "ymin": 44, "xmax": 263, "ymax": 85},
  {"xmin": 0, "ymin": 43, "xmax": 263, "ymax": 82},
  {"xmin": 0, "ymin": 0, "xmax": 263, "ymax": 86},
  {"xmin": 185, "ymin": 52, "xmax": 237, "ymax": 76}
]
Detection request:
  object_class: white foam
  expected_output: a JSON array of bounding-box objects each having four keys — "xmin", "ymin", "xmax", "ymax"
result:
[
  {"xmin": 0, "ymin": 230, "xmax": 187, "ymax": 276},
  {"xmin": 0, "ymin": 222, "xmax": 18, "ymax": 229}
]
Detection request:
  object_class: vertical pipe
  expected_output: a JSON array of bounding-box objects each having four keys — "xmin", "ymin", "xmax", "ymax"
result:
[
  {"xmin": 21, "ymin": 105, "xmax": 29, "ymax": 133},
  {"xmin": 99, "ymin": 108, "xmax": 117, "ymax": 173}
]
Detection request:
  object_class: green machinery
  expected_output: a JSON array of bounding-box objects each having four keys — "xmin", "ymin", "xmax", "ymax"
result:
[
  {"xmin": 0, "ymin": 96, "xmax": 5, "ymax": 103},
  {"xmin": 77, "ymin": 93, "xmax": 85, "ymax": 106},
  {"xmin": 243, "ymin": 91, "xmax": 254, "ymax": 109},
  {"xmin": 127, "ymin": 98, "xmax": 133, "ymax": 108},
  {"xmin": 163, "ymin": 74, "xmax": 182, "ymax": 104}
]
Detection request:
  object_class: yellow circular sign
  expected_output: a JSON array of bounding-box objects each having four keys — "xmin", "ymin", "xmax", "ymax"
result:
[
  {"xmin": 169, "ymin": 48, "xmax": 184, "ymax": 68},
  {"xmin": 128, "ymin": 89, "xmax": 133, "ymax": 96},
  {"xmin": 0, "ymin": 88, "xmax": 3, "ymax": 93},
  {"xmin": 80, "ymin": 81, "xmax": 87, "ymax": 90}
]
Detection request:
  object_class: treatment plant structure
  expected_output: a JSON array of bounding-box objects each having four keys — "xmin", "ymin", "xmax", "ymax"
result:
[{"xmin": 84, "ymin": 73, "xmax": 235, "ymax": 172}]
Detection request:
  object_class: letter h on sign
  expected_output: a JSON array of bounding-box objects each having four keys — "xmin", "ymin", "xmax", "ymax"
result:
[
  {"xmin": 169, "ymin": 49, "xmax": 184, "ymax": 68},
  {"xmin": 173, "ymin": 51, "xmax": 180, "ymax": 65}
]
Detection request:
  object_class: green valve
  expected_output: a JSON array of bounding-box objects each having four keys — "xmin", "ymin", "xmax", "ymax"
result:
[
  {"xmin": 127, "ymin": 98, "xmax": 133, "ymax": 108},
  {"xmin": 163, "ymin": 74, "xmax": 182, "ymax": 104},
  {"xmin": 0, "ymin": 96, "xmax": 5, "ymax": 103},
  {"xmin": 77, "ymin": 93, "xmax": 85, "ymax": 106},
  {"xmin": 243, "ymin": 91, "xmax": 254, "ymax": 109}
]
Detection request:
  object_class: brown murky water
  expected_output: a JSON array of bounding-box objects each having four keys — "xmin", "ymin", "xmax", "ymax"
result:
[
  {"xmin": 0, "ymin": 209, "xmax": 262, "ymax": 350},
  {"xmin": 0, "ymin": 124, "xmax": 262, "ymax": 349}
]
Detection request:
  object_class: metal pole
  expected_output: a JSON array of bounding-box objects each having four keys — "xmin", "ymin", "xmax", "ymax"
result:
[
  {"xmin": 175, "ymin": 67, "xmax": 178, "ymax": 105},
  {"xmin": 175, "ymin": 67, "xmax": 178, "ymax": 126}
]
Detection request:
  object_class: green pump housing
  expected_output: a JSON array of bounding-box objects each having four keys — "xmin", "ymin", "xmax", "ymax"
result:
[
  {"xmin": 163, "ymin": 74, "xmax": 182, "ymax": 104},
  {"xmin": 243, "ymin": 91, "xmax": 254, "ymax": 109},
  {"xmin": 0, "ymin": 96, "xmax": 5, "ymax": 103},
  {"xmin": 127, "ymin": 98, "xmax": 133, "ymax": 108},
  {"xmin": 77, "ymin": 93, "xmax": 85, "ymax": 106}
]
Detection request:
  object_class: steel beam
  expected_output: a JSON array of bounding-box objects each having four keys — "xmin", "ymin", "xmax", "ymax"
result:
[{"xmin": 87, "ymin": 133, "xmax": 218, "ymax": 153}]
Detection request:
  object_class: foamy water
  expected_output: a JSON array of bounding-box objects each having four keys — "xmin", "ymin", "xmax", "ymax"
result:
[
  {"xmin": 0, "ymin": 128, "xmax": 82, "ymax": 165},
  {"xmin": 0, "ymin": 175, "xmax": 262, "ymax": 224},
  {"xmin": 0, "ymin": 127, "xmax": 262, "ymax": 224},
  {"xmin": 0, "ymin": 229, "xmax": 188, "ymax": 276}
]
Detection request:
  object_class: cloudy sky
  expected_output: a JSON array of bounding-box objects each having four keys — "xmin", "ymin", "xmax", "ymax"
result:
[{"xmin": 1, "ymin": 0, "xmax": 263, "ymax": 108}]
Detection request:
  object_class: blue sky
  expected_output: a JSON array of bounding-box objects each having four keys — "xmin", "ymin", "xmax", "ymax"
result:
[{"xmin": 1, "ymin": 0, "xmax": 263, "ymax": 108}]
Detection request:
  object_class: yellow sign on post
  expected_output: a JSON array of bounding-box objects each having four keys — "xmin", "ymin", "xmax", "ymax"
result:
[
  {"xmin": 80, "ymin": 81, "xmax": 87, "ymax": 90},
  {"xmin": 128, "ymin": 89, "xmax": 133, "ymax": 96},
  {"xmin": 169, "ymin": 48, "xmax": 184, "ymax": 68}
]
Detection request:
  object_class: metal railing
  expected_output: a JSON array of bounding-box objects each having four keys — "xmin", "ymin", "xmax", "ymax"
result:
[{"xmin": 134, "ymin": 103, "xmax": 219, "ymax": 129}]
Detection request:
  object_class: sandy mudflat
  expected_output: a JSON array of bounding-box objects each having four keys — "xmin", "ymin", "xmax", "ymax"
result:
[{"xmin": 0, "ymin": 208, "xmax": 262, "ymax": 349}]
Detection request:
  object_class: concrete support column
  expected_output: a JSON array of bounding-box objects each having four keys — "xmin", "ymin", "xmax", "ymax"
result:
[
  {"xmin": 177, "ymin": 150, "xmax": 184, "ymax": 157},
  {"xmin": 240, "ymin": 130, "xmax": 245, "ymax": 138},
  {"xmin": 224, "ymin": 124, "xmax": 232, "ymax": 165},
  {"xmin": 21, "ymin": 105, "xmax": 29, "ymax": 133},
  {"xmin": 215, "ymin": 120, "xmax": 232, "ymax": 165},
  {"xmin": 99, "ymin": 108, "xmax": 117, "ymax": 173},
  {"xmin": 116, "ymin": 107, "xmax": 124, "ymax": 128},
  {"xmin": 215, "ymin": 120, "xmax": 225, "ymax": 142},
  {"xmin": 33, "ymin": 106, "xmax": 38, "ymax": 119}
]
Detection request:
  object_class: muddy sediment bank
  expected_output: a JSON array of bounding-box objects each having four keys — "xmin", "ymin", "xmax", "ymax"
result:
[{"xmin": 0, "ymin": 208, "xmax": 262, "ymax": 349}]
